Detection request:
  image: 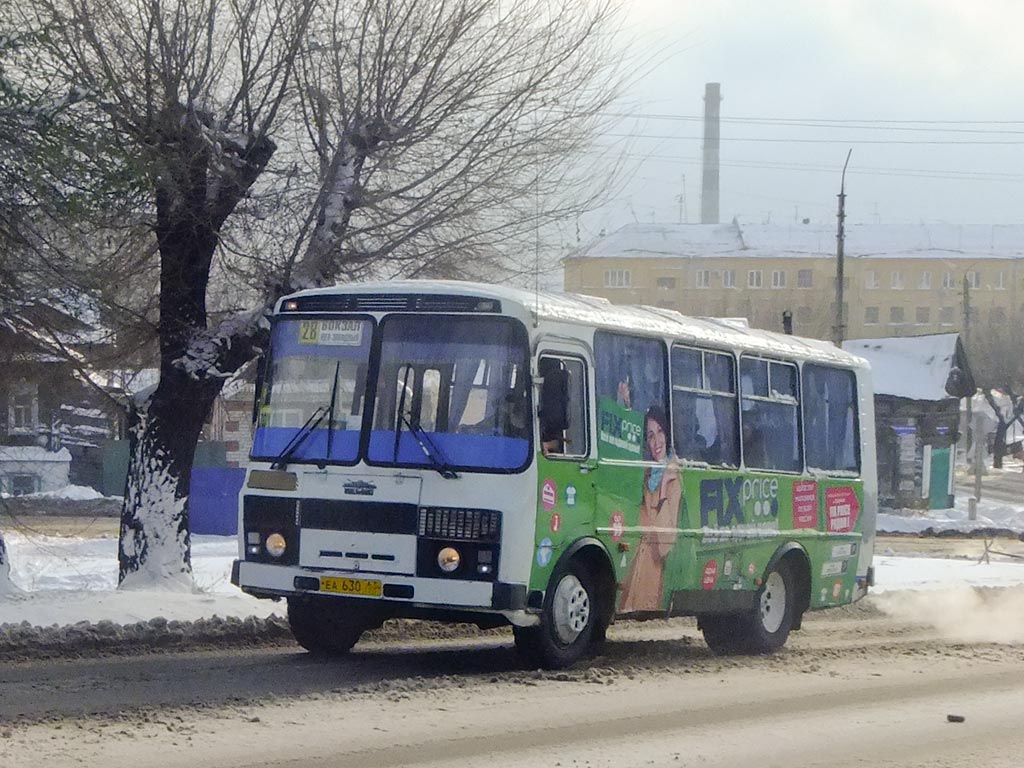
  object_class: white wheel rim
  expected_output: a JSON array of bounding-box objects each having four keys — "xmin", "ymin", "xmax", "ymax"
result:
[
  {"xmin": 552, "ymin": 574, "xmax": 591, "ymax": 645},
  {"xmin": 759, "ymin": 570, "xmax": 787, "ymax": 634}
]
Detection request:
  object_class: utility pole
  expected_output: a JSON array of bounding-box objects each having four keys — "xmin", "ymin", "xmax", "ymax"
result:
[
  {"xmin": 963, "ymin": 273, "xmax": 980, "ymax": 520},
  {"xmin": 676, "ymin": 174, "xmax": 688, "ymax": 224},
  {"xmin": 832, "ymin": 149, "xmax": 852, "ymax": 347}
]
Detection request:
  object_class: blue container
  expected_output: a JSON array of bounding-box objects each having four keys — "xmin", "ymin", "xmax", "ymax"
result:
[{"xmin": 189, "ymin": 467, "xmax": 245, "ymax": 535}]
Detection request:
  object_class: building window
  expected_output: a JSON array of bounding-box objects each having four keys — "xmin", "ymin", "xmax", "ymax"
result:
[
  {"xmin": 889, "ymin": 306, "xmax": 905, "ymax": 325},
  {"xmin": 771, "ymin": 270, "xmax": 786, "ymax": 288},
  {"xmin": 864, "ymin": 306, "xmax": 879, "ymax": 325},
  {"xmin": 9, "ymin": 381, "xmax": 38, "ymax": 434},
  {"xmin": 747, "ymin": 270, "xmax": 763, "ymax": 288},
  {"xmin": 9, "ymin": 474, "xmax": 39, "ymax": 496},
  {"xmin": 995, "ymin": 271, "xmax": 1005, "ymax": 290},
  {"xmin": 915, "ymin": 306, "xmax": 930, "ymax": 324},
  {"xmin": 695, "ymin": 270, "xmax": 711, "ymax": 288},
  {"xmin": 966, "ymin": 270, "xmax": 980, "ymax": 289},
  {"xmin": 603, "ymin": 269, "xmax": 631, "ymax": 288},
  {"xmin": 723, "ymin": 270, "xmax": 736, "ymax": 288},
  {"xmin": 939, "ymin": 306, "xmax": 955, "ymax": 325},
  {"xmin": 865, "ymin": 270, "xmax": 878, "ymax": 289},
  {"xmin": 797, "ymin": 269, "xmax": 813, "ymax": 288},
  {"xmin": 890, "ymin": 271, "xmax": 904, "ymax": 289},
  {"xmin": 656, "ymin": 276, "xmax": 676, "ymax": 290},
  {"xmin": 918, "ymin": 271, "xmax": 931, "ymax": 289},
  {"xmin": 942, "ymin": 271, "xmax": 955, "ymax": 290}
]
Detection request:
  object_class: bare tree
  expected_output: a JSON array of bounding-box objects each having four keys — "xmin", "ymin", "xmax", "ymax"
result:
[
  {"xmin": 282, "ymin": 0, "xmax": 622, "ymax": 287},
  {"xmin": 969, "ymin": 313, "xmax": 1024, "ymax": 468},
  {"xmin": 10, "ymin": 0, "xmax": 624, "ymax": 587},
  {"xmin": 12, "ymin": 0, "xmax": 317, "ymax": 587}
]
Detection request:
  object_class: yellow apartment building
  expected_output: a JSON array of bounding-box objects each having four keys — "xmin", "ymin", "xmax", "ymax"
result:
[{"xmin": 563, "ymin": 221, "xmax": 1024, "ymax": 342}]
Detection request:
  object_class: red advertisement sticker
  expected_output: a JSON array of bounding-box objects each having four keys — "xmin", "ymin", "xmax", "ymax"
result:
[
  {"xmin": 550, "ymin": 513, "xmax": 561, "ymax": 533},
  {"xmin": 792, "ymin": 480, "xmax": 819, "ymax": 529},
  {"xmin": 541, "ymin": 479, "xmax": 558, "ymax": 512},
  {"xmin": 701, "ymin": 560, "xmax": 719, "ymax": 590},
  {"xmin": 825, "ymin": 486, "xmax": 860, "ymax": 533}
]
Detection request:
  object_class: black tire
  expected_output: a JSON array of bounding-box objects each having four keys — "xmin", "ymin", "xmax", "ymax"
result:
[
  {"xmin": 513, "ymin": 557, "xmax": 599, "ymax": 669},
  {"xmin": 699, "ymin": 559, "xmax": 796, "ymax": 655},
  {"xmin": 287, "ymin": 597, "xmax": 367, "ymax": 656},
  {"xmin": 698, "ymin": 614, "xmax": 746, "ymax": 656}
]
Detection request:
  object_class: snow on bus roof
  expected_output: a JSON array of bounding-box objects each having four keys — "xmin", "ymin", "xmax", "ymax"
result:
[{"xmin": 282, "ymin": 280, "xmax": 865, "ymax": 368}]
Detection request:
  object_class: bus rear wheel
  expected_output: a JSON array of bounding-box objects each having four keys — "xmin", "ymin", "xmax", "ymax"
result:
[
  {"xmin": 700, "ymin": 559, "xmax": 796, "ymax": 655},
  {"xmin": 287, "ymin": 596, "xmax": 368, "ymax": 656},
  {"xmin": 513, "ymin": 558, "xmax": 599, "ymax": 669}
]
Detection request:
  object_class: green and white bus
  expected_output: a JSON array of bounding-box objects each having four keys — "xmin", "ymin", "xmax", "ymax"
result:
[{"xmin": 233, "ymin": 280, "xmax": 876, "ymax": 668}]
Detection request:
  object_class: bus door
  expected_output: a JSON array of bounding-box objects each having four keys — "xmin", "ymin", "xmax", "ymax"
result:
[{"xmin": 531, "ymin": 347, "xmax": 596, "ymax": 582}]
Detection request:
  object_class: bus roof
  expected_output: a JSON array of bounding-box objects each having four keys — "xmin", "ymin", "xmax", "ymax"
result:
[{"xmin": 281, "ymin": 280, "xmax": 867, "ymax": 370}]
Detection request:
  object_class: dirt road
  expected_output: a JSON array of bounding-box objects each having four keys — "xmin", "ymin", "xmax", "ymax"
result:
[{"xmin": 3, "ymin": 586, "xmax": 1024, "ymax": 768}]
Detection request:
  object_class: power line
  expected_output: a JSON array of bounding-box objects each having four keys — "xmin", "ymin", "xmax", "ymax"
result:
[
  {"xmin": 603, "ymin": 112, "xmax": 1024, "ymax": 134},
  {"xmin": 604, "ymin": 132, "xmax": 1024, "ymax": 145},
  {"xmin": 599, "ymin": 150, "xmax": 1024, "ymax": 183}
]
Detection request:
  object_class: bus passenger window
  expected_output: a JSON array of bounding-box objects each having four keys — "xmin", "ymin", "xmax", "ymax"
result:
[
  {"xmin": 740, "ymin": 357, "xmax": 801, "ymax": 472},
  {"xmin": 671, "ymin": 346, "xmax": 739, "ymax": 467}
]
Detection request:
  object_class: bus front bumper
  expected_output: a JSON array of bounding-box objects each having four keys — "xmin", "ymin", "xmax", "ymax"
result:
[{"xmin": 231, "ymin": 559, "xmax": 531, "ymax": 616}]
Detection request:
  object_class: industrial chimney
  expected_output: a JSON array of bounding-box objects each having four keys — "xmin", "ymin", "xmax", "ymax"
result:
[{"xmin": 700, "ymin": 82, "xmax": 722, "ymax": 225}]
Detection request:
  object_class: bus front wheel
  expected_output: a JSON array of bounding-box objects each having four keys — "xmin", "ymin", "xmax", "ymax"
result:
[
  {"xmin": 513, "ymin": 557, "xmax": 599, "ymax": 669},
  {"xmin": 287, "ymin": 596, "xmax": 369, "ymax": 656},
  {"xmin": 700, "ymin": 559, "xmax": 796, "ymax": 655}
]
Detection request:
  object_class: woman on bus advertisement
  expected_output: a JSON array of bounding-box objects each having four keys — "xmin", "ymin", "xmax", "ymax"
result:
[{"xmin": 618, "ymin": 405, "xmax": 682, "ymax": 613}]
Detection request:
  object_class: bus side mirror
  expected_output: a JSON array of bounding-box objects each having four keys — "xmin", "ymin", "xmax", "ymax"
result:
[{"xmin": 539, "ymin": 366, "xmax": 570, "ymax": 439}]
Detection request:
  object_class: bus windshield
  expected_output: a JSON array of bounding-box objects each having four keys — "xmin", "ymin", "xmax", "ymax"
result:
[
  {"xmin": 368, "ymin": 315, "xmax": 531, "ymax": 472},
  {"xmin": 251, "ymin": 317, "xmax": 373, "ymax": 465}
]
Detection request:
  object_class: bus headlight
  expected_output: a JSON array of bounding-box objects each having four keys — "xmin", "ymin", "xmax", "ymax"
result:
[
  {"xmin": 265, "ymin": 532, "xmax": 287, "ymax": 558},
  {"xmin": 437, "ymin": 546, "xmax": 461, "ymax": 573}
]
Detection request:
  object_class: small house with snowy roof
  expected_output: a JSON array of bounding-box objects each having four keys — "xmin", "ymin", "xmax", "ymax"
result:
[{"xmin": 843, "ymin": 333, "xmax": 974, "ymax": 511}]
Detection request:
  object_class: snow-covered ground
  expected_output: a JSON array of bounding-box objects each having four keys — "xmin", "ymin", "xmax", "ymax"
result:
[{"xmin": 2, "ymin": 481, "xmax": 1024, "ymax": 630}]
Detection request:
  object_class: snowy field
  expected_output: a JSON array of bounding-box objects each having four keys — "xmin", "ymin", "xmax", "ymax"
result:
[{"xmin": 2, "ymin": 482, "xmax": 1024, "ymax": 629}]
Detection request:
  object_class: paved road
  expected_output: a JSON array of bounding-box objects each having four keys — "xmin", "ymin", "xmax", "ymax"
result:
[
  {"xmin": 4, "ymin": 593, "xmax": 1024, "ymax": 768},
  {"xmin": 956, "ymin": 466, "xmax": 1024, "ymax": 505}
]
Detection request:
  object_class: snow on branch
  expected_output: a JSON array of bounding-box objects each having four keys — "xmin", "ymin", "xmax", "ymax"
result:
[{"xmin": 173, "ymin": 307, "xmax": 271, "ymax": 381}]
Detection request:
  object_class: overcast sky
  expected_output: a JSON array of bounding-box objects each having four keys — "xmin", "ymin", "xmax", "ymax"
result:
[{"xmin": 580, "ymin": 0, "xmax": 1024, "ymax": 241}]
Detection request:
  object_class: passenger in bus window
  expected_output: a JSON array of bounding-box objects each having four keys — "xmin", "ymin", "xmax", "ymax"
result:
[
  {"xmin": 619, "ymin": 406, "xmax": 681, "ymax": 613},
  {"xmin": 617, "ymin": 375, "xmax": 632, "ymax": 409},
  {"xmin": 538, "ymin": 357, "xmax": 565, "ymax": 455}
]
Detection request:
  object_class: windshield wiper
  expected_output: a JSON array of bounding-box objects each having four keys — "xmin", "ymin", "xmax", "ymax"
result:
[
  {"xmin": 271, "ymin": 407, "xmax": 328, "ymax": 470},
  {"xmin": 325, "ymin": 361, "xmax": 341, "ymax": 461},
  {"xmin": 401, "ymin": 412, "xmax": 459, "ymax": 480},
  {"xmin": 392, "ymin": 366, "xmax": 458, "ymax": 479}
]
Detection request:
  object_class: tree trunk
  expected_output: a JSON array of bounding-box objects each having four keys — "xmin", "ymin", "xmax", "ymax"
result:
[
  {"xmin": 993, "ymin": 420, "xmax": 1008, "ymax": 469},
  {"xmin": 118, "ymin": 367, "xmax": 224, "ymax": 588},
  {"xmin": 0, "ymin": 528, "xmax": 14, "ymax": 595},
  {"xmin": 117, "ymin": 158, "xmax": 226, "ymax": 588}
]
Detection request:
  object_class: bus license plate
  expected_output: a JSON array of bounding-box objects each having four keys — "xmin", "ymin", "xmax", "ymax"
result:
[{"xmin": 320, "ymin": 576, "xmax": 383, "ymax": 598}]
